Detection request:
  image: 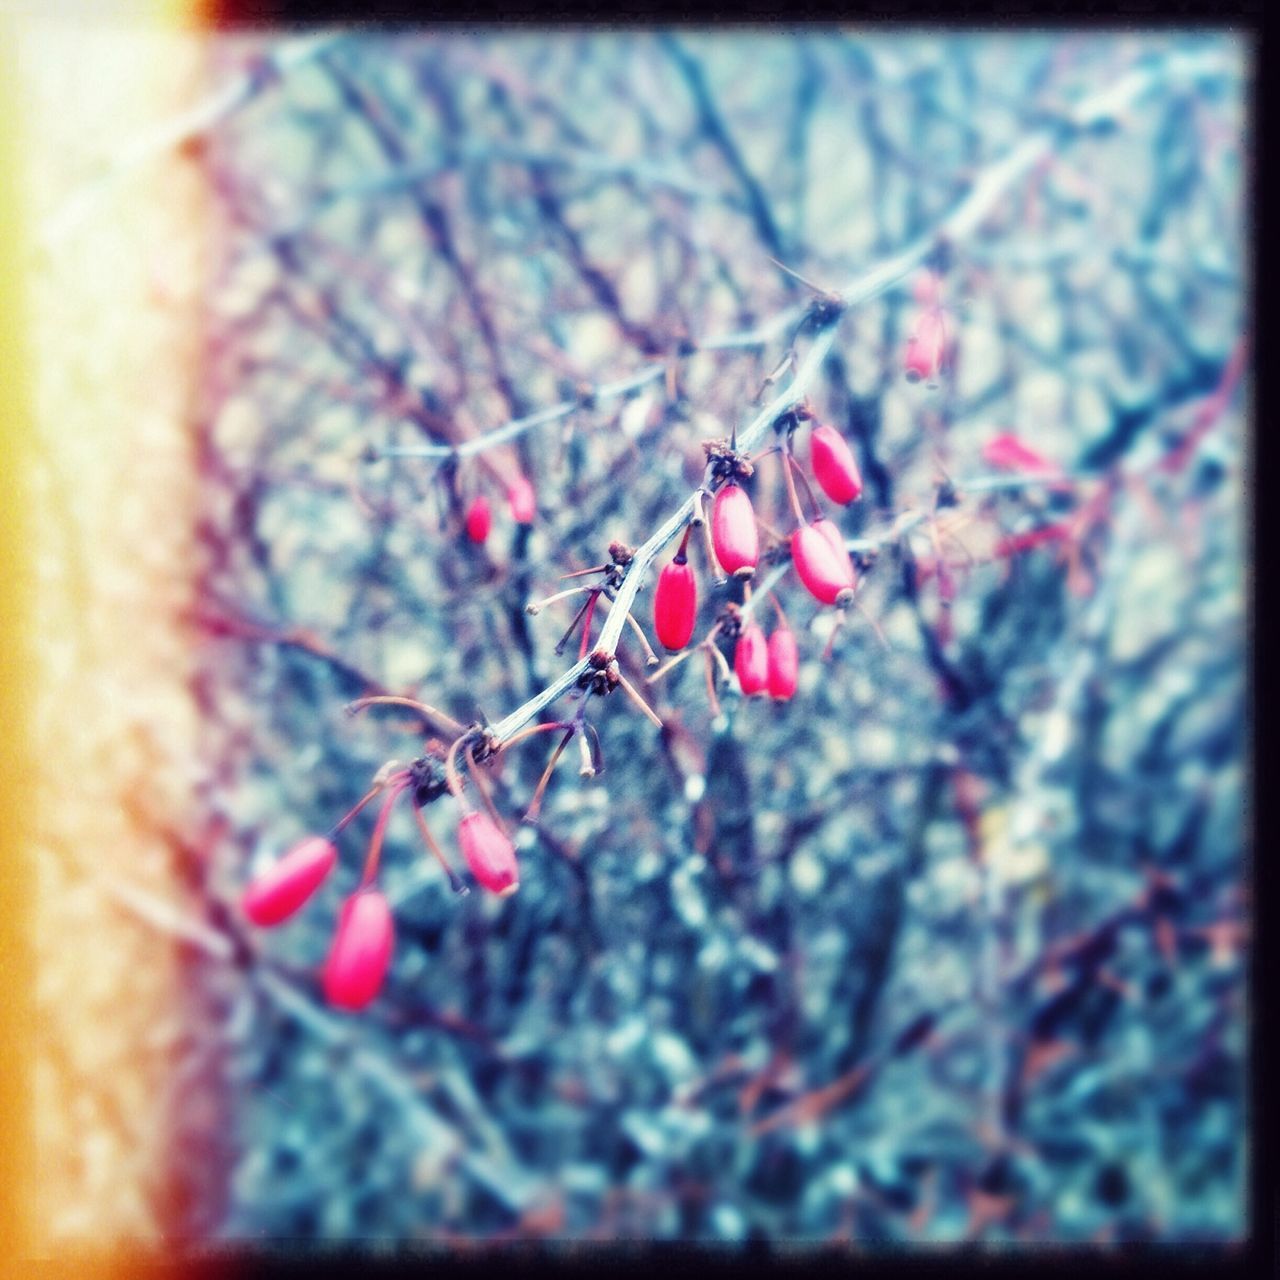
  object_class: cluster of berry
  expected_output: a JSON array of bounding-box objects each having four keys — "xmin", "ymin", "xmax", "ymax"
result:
[
  {"xmin": 652, "ymin": 417, "xmax": 865, "ymax": 701},
  {"xmin": 241, "ymin": 780, "xmax": 519, "ymax": 1010}
]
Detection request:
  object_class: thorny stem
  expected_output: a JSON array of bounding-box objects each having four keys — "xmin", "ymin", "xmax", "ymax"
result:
[{"xmin": 476, "ymin": 51, "xmax": 1231, "ymax": 752}]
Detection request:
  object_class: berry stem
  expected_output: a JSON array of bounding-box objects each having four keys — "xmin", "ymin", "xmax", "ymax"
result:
[
  {"xmin": 769, "ymin": 591, "xmax": 790, "ymax": 629},
  {"xmin": 577, "ymin": 590, "xmax": 601, "ymax": 660},
  {"xmin": 410, "ymin": 803, "xmax": 467, "ymax": 895},
  {"xmin": 345, "ymin": 695, "xmax": 464, "ymax": 737},
  {"xmin": 464, "ymin": 743, "xmax": 506, "ymax": 829},
  {"xmin": 781, "ymin": 444, "xmax": 806, "ymax": 525},
  {"xmin": 359, "ymin": 777, "xmax": 410, "ymax": 887},
  {"xmin": 523, "ymin": 726, "xmax": 577, "ymax": 824},
  {"xmin": 329, "ymin": 780, "xmax": 390, "ymax": 839},
  {"xmin": 785, "ymin": 451, "xmax": 823, "ymax": 523}
]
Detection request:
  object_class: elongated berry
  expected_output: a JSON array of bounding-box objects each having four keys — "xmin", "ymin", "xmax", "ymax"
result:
[
  {"xmin": 904, "ymin": 311, "xmax": 948, "ymax": 384},
  {"xmin": 457, "ymin": 811, "xmax": 519, "ymax": 896},
  {"xmin": 242, "ymin": 836, "xmax": 337, "ymax": 927},
  {"xmin": 507, "ymin": 476, "xmax": 536, "ymax": 525},
  {"xmin": 913, "ymin": 270, "xmax": 942, "ymax": 307},
  {"xmin": 981, "ymin": 432, "xmax": 1056, "ymax": 474},
  {"xmin": 323, "ymin": 890, "xmax": 394, "ymax": 1011},
  {"xmin": 792, "ymin": 524, "xmax": 855, "ymax": 607},
  {"xmin": 653, "ymin": 556, "xmax": 698, "ymax": 651},
  {"xmin": 767, "ymin": 627, "xmax": 799, "ymax": 700},
  {"xmin": 810, "ymin": 424, "xmax": 863, "ymax": 505},
  {"xmin": 465, "ymin": 495, "xmax": 491, "ymax": 543},
  {"xmin": 813, "ymin": 517, "xmax": 858, "ymax": 591},
  {"xmin": 734, "ymin": 623, "xmax": 769, "ymax": 696},
  {"xmin": 711, "ymin": 483, "xmax": 759, "ymax": 578}
]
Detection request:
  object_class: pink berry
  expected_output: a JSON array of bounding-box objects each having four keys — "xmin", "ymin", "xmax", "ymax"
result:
[
  {"xmin": 457, "ymin": 811, "xmax": 519, "ymax": 896},
  {"xmin": 912, "ymin": 270, "xmax": 942, "ymax": 307},
  {"xmin": 653, "ymin": 556, "xmax": 698, "ymax": 651},
  {"xmin": 809, "ymin": 423, "xmax": 863, "ymax": 505},
  {"xmin": 904, "ymin": 311, "xmax": 948, "ymax": 384},
  {"xmin": 734, "ymin": 623, "xmax": 769, "ymax": 697},
  {"xmin": 981, "ymin": 432, "xmax": 1056, "ymax": 474},
  {"xmin": 241, "ymin": 836, "xmax": 337, "ymax": 927},
  {"xmin": 711, "ymin": 483, "xmax": 759, "ymax": 578},
  {"xmin": 465, "ymin": 495, "xmax": 492, "ymax": 543},
  {"xmin": 323, "ymin": 890, "xmax": 394, "ymax": 1011},
  {"xmin": 813, "ymin": 517, "xmax": 858, "ymax": 591},
  {"xmin": 766, "ymin": 627, "xmax": 799, "ymax": 701},
  {"xmin": 507, "ymin": 476, "xmax": 537, "ymax": 525},
  {"xmin": 791, "ymin": 524, "xmax": 855, "ymax": 607}
]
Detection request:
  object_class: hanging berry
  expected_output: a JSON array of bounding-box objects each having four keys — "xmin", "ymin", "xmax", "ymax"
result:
[
  {"xmin": 457, "ymin": 811, "xmax": 520, "ymax": 896},
  {"xmin": 507, "ymin": 475, "xmax": 537, "ymax": 525},
  {"xmin": 465, "ymin": 495, "xmax": 492, "ymax": 543},
  {"xmin": 241, "ymin": 836, "xmax": 337, "ymax": 927},
  {"xmin": 711, "ymin": 483, "xmax": 759, "ymax": 578},
  {"xmin": 809, "ymin": 424, "xmax": 863, "ymax": 505},
  {"xmin": 903, "ymin": 311, "xmax": 949, "ymax": 385},
  {"xmin": 813, "ymin": 517, "xmax": 858, "ymax": 591},
  {"xmin": 734, "ymin": 622, "xmax": 769, "ymax": 696},
  {"xmin": 792, "ymin": 523, "xmax": 856, "ymax": 607},
  {"xmin": 767, "ymin": 627, "xmax": 799, "ymax": 700},
  {"xmin": 322, "ymin": 889, "xmax": 395, "ymax": 1011},
  {"xmin": 653, "ymin": 553, "xmax": 698, "ymax": 651}
]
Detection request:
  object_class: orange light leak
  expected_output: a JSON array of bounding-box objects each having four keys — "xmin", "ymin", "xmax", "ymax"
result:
[{"xmin": 1, "ymin": 2, "xmax": 242, "ymax": 1273}]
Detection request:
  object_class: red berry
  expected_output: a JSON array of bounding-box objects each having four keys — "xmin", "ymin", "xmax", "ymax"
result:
[
  {"xmin": 767, "ymin": 627, "xmax": 799, "ymax": 700},
  {"xmin": 734, "ymin": 623, "xmax": 769, "ymax": 696},
  {"xmin": 791, "ymin": 523, "xmax": 855, "ymax": 607},
  {"xmin": 904, "ymin": 311, "xmax": 948, "ymax": 384},
  {"xmin": 809, "ymin": 424, "xmax": 863, "ymax": 505},
  {"xmin": 507, "ymin": 476, "xmax": 536, "ymax": 525},
  {"xmin": 653, "ymin": 556, "xmax": 698, "ymax": 651},
  {"xmin": 465, "ymin": 495, "xmax": 491, "ymax": 543},
  {"xmin": 981, "ymin": 432, "xmax": 1056, "ymax": 474},
  {"xmin": 457, "ymin": 811, "xmax": 519, "ymax": 896},
  {"xmin": 711, "ymin": 484, "xmax": 759, "ymax": 578},
  {"xmin": 813, "ymin": 517, "xmax": 858, "ymax": 590},
  {"xmin": 322, "ymin": 890, "xmax": 394, "ymax": 1011},
  {"xmin": 241, "ymin": 836, "xmax": 337, "ymax": 927}
]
